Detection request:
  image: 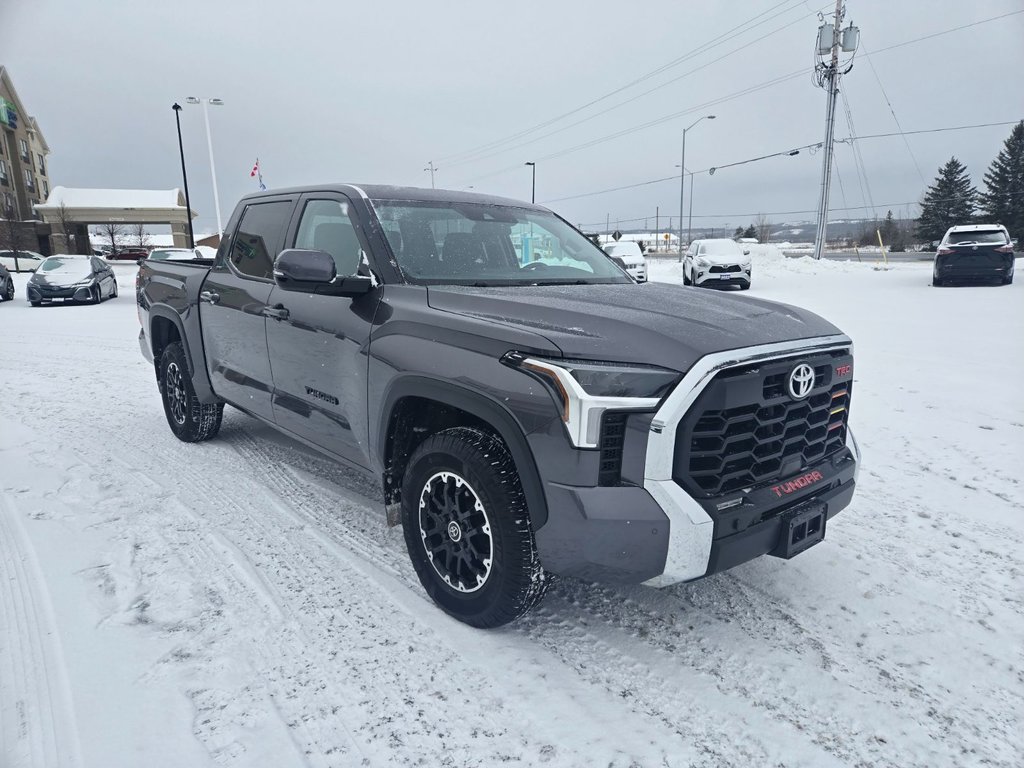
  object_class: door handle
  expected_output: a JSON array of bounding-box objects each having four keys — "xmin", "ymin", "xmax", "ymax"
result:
[
  {"xmin": 199, "ymin": 291, "xmax": 220, "ymax": 304},
  {"xmin": 261, "ymin": 303, "xmax": 290, "ymax": 320}
]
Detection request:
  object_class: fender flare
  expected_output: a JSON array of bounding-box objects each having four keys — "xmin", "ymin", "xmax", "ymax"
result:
[
  {"xmin": 148, "ymin": 306, "xmax": 218, "ymax": 403},
  {"xmin": 377, "ymin": 375, "xmax": 549, "ymax": 528}
]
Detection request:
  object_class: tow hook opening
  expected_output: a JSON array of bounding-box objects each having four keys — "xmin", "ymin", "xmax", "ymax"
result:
[{"xmin": 771, "ymin": 503, "xmax": 827, "ymax": 559}]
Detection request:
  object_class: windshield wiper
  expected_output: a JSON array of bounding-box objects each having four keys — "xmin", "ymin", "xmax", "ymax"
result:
[{"xmin": 532, "ymin": 279, "xmax": 590, "ymax": 286}]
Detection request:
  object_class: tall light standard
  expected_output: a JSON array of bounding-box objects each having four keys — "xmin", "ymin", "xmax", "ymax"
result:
[
  {"xmin": 171, "ymin": 103, "xmax": 195, "ymax": 249},
  {"xmin": 678, "ymin": 115, "xmax": 715, "ymax": 259},
  {"xmin": 185, "ymin": 96, "xmax": 224, "ymax": 234},
  {"xmin": 524, "ymin": 161, "xmax": 536, "ymax": 203}
]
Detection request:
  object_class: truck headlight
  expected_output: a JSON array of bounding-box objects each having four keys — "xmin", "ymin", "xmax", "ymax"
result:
[{"xmin": 503, "ymin": 353, "xmax": 680, "ymax": 448}]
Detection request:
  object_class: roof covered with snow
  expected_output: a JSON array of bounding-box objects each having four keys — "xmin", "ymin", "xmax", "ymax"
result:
[{"xmin": 37, "ymin": 187, "xmax": 191, "ymax": 211}]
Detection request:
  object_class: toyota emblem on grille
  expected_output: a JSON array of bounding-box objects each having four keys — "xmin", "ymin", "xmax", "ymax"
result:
[{"xmin": 788, "ymin": 363, "xmax": 815, "ymax": 399}]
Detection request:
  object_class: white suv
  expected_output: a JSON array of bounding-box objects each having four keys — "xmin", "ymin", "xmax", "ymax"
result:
[
  {"xmin": 683, "ymin": 239, "xmax": 752, "ymax": 289},
  {"xmin": 602, "ymin": 241, "xmax": 648, "ymax": 282}
]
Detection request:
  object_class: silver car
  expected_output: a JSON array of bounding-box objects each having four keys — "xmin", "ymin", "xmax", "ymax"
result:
[
  {"xmin": 26, "ymin": 255, "xmax": 119, "ymax": 306},
  {"xmin": 0, "ymin": 249, "xmax": 46, "ymax": 272}
]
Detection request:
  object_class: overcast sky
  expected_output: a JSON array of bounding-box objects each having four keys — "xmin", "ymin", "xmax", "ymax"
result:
[{"xmin": 3, "ymin": 0, "xmax": 1022, "ymax": 234}]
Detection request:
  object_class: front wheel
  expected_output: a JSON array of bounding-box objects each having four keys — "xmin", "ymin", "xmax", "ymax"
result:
[
  {"xmin": 158, "ymin": 341, "xmax": 224, "ymax": 442},
  {"xmin": 110, "ymin": 280, "xmax": 119, "ymax": 298},
  {"xmin": 682, "ymin": 265, "xmax": 692, "ymax": 285},
  {"xmin": 401, "ymin": 427, "xmax": 547, "ymax": 628},
  {"xmin": 2, "ymin": 279, "xmax": 13, "ymax": 301}
]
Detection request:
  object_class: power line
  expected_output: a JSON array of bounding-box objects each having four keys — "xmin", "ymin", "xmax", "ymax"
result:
[
  {"xmin": 577, "ymin": 189, "xmax": 1023, "ymax": 228},
  {"xmin": 455, "ymin": 11, "xmax": 1023, "ymax": 185},
  {"xmin": 859, "ymin": 43, "xmax": 927, "ymax": 185},
  {"xmin": 437, "ymin": 0, "xmax": 816, "ymax": 165},
  {"xmin": 443, "ymin": 2, "xmax": 825, "ymax": 169},
  {"xmin": 544, "ymin": 120, "xmax": 1022, "ymax": 204}
]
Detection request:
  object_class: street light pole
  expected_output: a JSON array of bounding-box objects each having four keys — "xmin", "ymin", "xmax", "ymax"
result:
[
  {"xmin": 524, "ymin": 161, "xmax": 536, "ymax": 203},
  {"xmin": 186, "ymin": 97, "xmax": 224, "ymax": 234},
  {"xmin": 687, "ymin": 172, "xmax": 696, "ymax": 246},
  {"xmin": 171, "ymin": 103, "xmax": 195, "ymax": 249},
  {"xmin": 678, "ymin": 114, "xmax": 715, "ymax": 260}
]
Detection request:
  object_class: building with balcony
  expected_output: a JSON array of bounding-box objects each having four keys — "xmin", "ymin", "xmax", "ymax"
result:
[{"xmin": 0, "ymin": 65, "xmax": 50, "ymax": 223}]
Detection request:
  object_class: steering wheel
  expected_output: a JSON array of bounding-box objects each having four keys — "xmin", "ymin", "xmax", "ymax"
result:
[{"xmin": 520, "ymin": 261, "xmax": 549, "ymax": 271}]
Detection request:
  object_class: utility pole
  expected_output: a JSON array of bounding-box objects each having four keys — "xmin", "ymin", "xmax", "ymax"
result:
[
  {"xmin": 655, "ymin": 206, "xmax": 659, "ymax": 251},
  {"xmin": 424, "ymin": 161, "xmax": 437, "ymax": 189},
  {"xmin": 812, "ymin": 0, "xmax": 859, "ymax": 259}
]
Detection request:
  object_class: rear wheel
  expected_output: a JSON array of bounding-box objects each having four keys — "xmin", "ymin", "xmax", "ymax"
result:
[
  {"xmin": 2, "ymin": 279, "xmax": 13, "ymax": 301},
  {"xmin": 401, "ymin": 427, "xmax": 547, "ymax": 628},
  {"xmin": 158, "ymin": 342, "xmax": 224, "ymax": 442},
  {"xmin": 110, "ymin": 280, "xmax": 119, "ymax": 298}
]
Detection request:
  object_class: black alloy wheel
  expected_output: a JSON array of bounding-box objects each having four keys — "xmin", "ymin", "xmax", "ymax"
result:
[
  {"xmin": 418, "ymin": 471, "xmax": 494, "ymax": 593},
  {"xmin": 401, "ymin": 427, "xmax": 547, "ymax": 628},
  {"xmin": 2, "ymin": 279, "xmax": 13, "ymax": 301},
  {"xmin": 157, "ymin": 342, "xmax": 224, "ymax": 442}
]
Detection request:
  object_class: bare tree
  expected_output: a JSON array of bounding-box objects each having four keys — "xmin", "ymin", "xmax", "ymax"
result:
[
  {"xmin": 754, "ymin": 213, "xmax": 773, "ymax": 244},
  {"xmin": 1, "ymin": 202, "xmax": 28, "ymax": 271},
  {"xmin": 129, "ymin": 223, "xmax": 150, "ymax": 249},
  {"xmin": 52, "ymin": 201, "xmax": 78, "ymax": 254},
  {"xmin": 98, "ymin": 222, "xmax": 126, "ymax": 256}
]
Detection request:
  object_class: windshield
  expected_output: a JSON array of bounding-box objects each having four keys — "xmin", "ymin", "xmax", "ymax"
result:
[
  {"xmin": 39, "ymin": 257, "xmax": 83, "ymax": 272},
  {"xmin": 947, "ymin": 230, "xmax": 1007, "ymax": 245},
  {"xmin": 371, "ymin": 200, "xmax": 629, "ymax": 286},
  {"xmin": 698, "ymin": 240, "xmax": 743, "ymax": 256}
]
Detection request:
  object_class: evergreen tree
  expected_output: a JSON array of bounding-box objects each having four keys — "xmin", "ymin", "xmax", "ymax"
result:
[
  {"xmin": 916, "ymin": 157, "xmax": 977, "ymax": 244},
  {"xmin": 880, "ymin": 210, "xmax": 897, "ymax": 244},
  {"xmin": 733, "ymin": 226, "xmax": 743, "ymax": 238},
  {"xmin": 980, "ymin": 120, "xmax": 1024, "ymax": 239},
  {"xmin": 742, "ymin": 225, "xmax": 757, "ymax": 239}
]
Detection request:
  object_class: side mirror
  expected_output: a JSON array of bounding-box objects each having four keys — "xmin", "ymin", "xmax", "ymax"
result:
[
  {"xmin": 743, "ymin": 249, "xmax": 751, "ymax": 256},
  {"xmin": 274, "ymin": 249, "xmax": 375, "ymax": 297},
  {"xmin": 137, "ymin": 257, "xmax": 146, "ymax": 266}
]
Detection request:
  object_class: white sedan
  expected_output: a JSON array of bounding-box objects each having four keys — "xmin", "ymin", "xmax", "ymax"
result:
[
  {"xmin": 682, "ymin": 239, "xmax": 752, "ymax": 289},
  {"xmin": 0, "ymin": 249, "xmax": 47, "ymax": 272}
]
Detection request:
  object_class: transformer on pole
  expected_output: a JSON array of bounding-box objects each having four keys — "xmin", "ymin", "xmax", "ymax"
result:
[{"xmin": 812, "ymin": 1, "xmax": 859, "ymax": 260}]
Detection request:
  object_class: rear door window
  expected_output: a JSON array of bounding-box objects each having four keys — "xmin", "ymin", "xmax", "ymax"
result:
[{"xmin": 229, "ymin": 201, "xmax": 293, "ymax": 280}]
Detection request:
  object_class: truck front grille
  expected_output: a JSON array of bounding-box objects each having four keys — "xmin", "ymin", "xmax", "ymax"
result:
[{"xmin": 674, "ymin": 352, "xmax": 852, "ymax": 497}]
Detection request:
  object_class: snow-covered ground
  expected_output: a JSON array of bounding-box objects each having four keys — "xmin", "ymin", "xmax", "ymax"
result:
[{"xmin": 1, "ymin": 256, "xmax": 1022, "ymax": 768}]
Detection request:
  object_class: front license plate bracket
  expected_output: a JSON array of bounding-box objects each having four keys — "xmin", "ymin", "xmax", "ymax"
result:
[{"xmin": 771, "ymin": 503, "xmax": 826, "ymax": 559}]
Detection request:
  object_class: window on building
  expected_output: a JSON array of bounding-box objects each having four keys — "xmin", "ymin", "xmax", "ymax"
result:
[
  {"xmin": 42, "ymin": 180, "xmax": 48, "ymax": 198},
  {"xmin": 0, "ymin": 158, "xmax": 7, "ymax": 184},
  {"xmin": 37, "ymin": 153, "xmax": 46, "ymax": 177},
  {"xmin": 18, "ymin": 138, "xmax": 29, "ymax": 161},
  {"xmin": 24, "ymin": 169, "xmax": 35, "ymax": 191},
  {"xmin": 228, "ymin": 201, "xmax": 292, "ymax": 280}
]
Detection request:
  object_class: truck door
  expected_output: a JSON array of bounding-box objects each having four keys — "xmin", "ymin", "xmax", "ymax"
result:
[
  {"xmin": 199, "ymin": 198, "xmax": 294, "ymax": 422},
  {"xmin": 265, "ymin": 194, "xmax": 380, "ymax": 469}
]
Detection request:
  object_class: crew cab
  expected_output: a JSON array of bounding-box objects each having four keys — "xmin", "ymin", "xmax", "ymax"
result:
[{"xmin": 137, "ymin": 185, "xmax": 860, "ymax": 628}]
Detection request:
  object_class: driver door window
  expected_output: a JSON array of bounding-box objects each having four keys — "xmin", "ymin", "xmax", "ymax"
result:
[{"xmin": 294, "ymin": 199, "xmax": 364, "ymax": 278}]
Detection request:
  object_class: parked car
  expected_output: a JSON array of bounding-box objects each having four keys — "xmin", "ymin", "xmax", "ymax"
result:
[
  {"xmin": 682, "ymin": 239, "xmax": 752, "ymax": 289},
  {"xmin": 109, "ymin": 246, "xmax": 150, "ymax": 261},
  {"xmin": 0, "ymin": 263, "xmax": 14, "ymax": 301},
  {"xmin": 137, "ymin": 184, "xmax": 858, "ymax": 628},
  {"xmin": 0, "ymin": 249, "xmax": 46, "ymax": 272},
  {"xmin": 602, "ymin": 241, "xmax": 648, "ymax": 282},
  {"xmin": 26, "ymin": 255, "xmax": 118, "ymax": 306},
  {"xmin": 932, "ymin": 224, "xmax": 1015, "ymax": 286}
]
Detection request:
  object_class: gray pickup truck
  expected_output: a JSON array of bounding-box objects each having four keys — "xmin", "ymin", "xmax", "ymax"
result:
[{"xmin": 137, "ymin": 184, "xmax": 860, "ymax": 628}]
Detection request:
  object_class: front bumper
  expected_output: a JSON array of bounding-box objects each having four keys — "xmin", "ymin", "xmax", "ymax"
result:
[
  {"xmin": 694, "ymin": 265, "xmax": 751, "ymax": 286},
  {"xmin": 533, "ymin": 335, "xmax": 858, "ymax": 586},
  {"xmin": 27, "ymin": 283, "xmax": 94, "ymax": 302}
]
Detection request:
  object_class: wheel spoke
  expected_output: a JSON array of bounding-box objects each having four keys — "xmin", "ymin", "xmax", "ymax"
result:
[{"xmin": 418, "ymin": 471, "xmax": 494, "ymax": 593}]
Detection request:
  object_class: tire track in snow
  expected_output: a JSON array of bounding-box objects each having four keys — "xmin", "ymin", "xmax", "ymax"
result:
[{"xmin": 0, "ymin": 494, "xmax": 84, "ymax": 768}]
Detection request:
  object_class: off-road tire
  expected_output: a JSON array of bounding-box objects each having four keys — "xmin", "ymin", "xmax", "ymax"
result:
[
  {"xmin": 157, "ymin": 341, "xmax": 224, "ymax": 442},
  {"xmin": 401, "ymin": 427, "xmax": 547, "ymax": 628}
]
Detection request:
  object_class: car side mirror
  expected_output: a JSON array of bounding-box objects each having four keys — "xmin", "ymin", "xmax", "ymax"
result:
[
  {"xmin": 137, "ymin": 257, "xmax": 146, "ymax": 266},
  {"xmin": 274, "ymin": 249, "xmax": 374, "ymax": 297},
  {"xmin": 743, "ymin": 249, "xmax": 751, "ymax": 256}
]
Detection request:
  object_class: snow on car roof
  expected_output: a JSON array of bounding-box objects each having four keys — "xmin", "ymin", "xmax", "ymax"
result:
[{"xmin": 946, "ymin": 224, "xmax": 1007, "ymax": 232}]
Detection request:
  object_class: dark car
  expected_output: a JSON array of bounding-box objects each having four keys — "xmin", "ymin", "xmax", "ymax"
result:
[
  {"xmin": 137, "ymin": 184, "xmax": 859, "ymax": 628},
  {"xmin": 26, "ymin": 255, "xmax": 119, "ymax": 306},
  {"xmin": 109, "ymin": 246, "xmax": 150, "ymax": 261},
  {"xmin": 933, "ymin": 224, "xmax": 1015, "ymax": 286},
  {"xmin": 0, "ymin": 263, "xmax": 14, "ymax": 301}
]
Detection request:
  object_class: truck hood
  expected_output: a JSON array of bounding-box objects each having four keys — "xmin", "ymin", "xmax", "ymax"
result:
[{"xmin": 426, "ymin": 282, "xmax": 844, "ymax": 370}]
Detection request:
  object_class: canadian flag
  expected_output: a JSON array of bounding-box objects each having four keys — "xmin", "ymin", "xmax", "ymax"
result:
[{"xmin": 250, "ymin": 159, "xmax": 260, "ymax": 177}]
